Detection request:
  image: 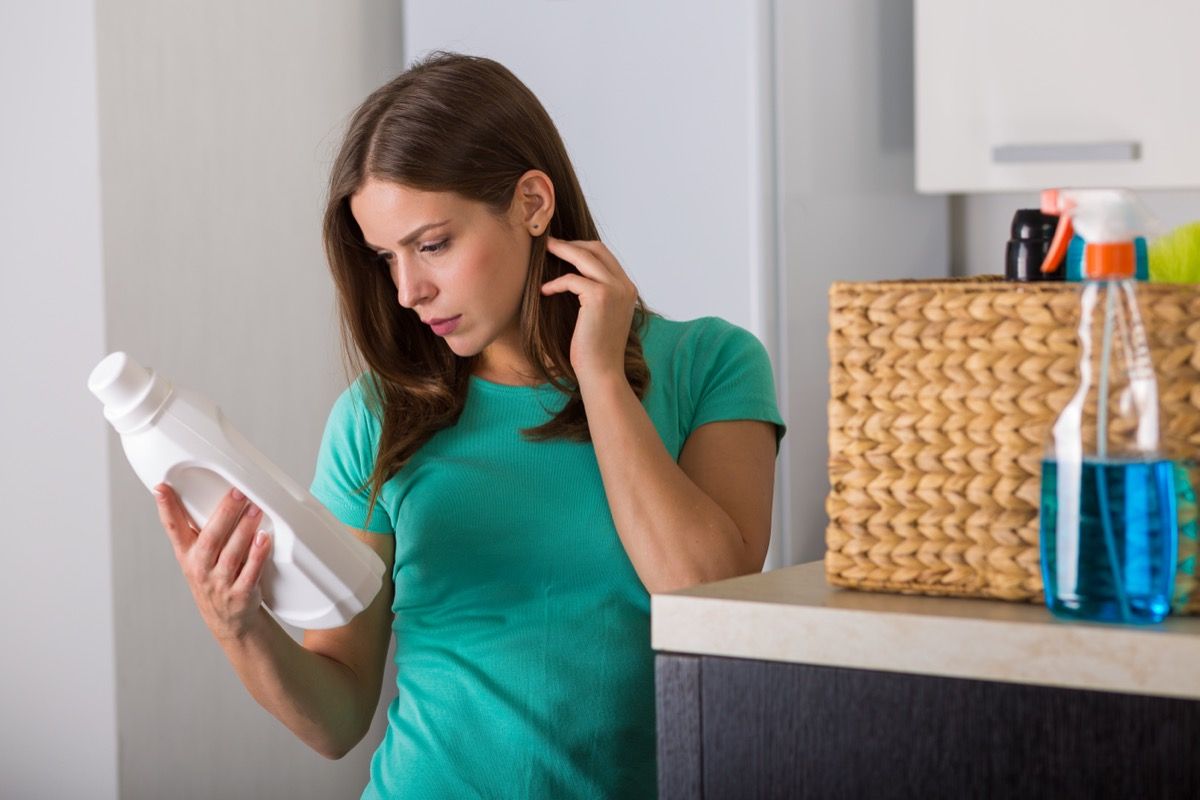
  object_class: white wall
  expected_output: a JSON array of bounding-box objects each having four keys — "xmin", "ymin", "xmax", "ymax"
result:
[
  {"xmin": 94, "ymin": 3, "xmax": 406, "ymax": 797},
  {"xmin": 0, "ymin": 3, "xmax": 118, "ymax": 799},
  {"xmin": 402, "ymin": 0, "xmax": 777, "ymax": 339}
]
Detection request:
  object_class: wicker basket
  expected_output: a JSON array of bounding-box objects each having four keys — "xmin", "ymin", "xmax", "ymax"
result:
[{"xmin": 825, "ymin": 276, "xmax": 1200, "ymax": 613}]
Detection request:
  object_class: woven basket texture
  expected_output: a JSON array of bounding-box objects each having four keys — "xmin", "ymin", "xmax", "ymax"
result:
[{"xmin": 826, "ymin": 277, "xmax": 1200, "ymax": 613}]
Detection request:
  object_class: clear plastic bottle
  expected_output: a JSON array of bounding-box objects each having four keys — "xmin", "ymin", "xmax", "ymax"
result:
[
  {"xmin": 1038, "ymin": 189, "xmax": 1177, "ymax": 624},
  {"xmin": 88, "ymin": 352, "xmax": 385, "ymax": 629}
]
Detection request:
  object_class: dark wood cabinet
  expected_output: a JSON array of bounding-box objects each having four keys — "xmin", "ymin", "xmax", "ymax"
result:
[{"xmin": 656, "ymin": 653, "xmax": 1200, "ymax": 800}]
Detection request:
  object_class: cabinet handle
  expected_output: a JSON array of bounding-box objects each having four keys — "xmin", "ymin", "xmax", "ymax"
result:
[{"xmin": 991, "ymin": 141, "xmax": 1141, "ymax": 163}]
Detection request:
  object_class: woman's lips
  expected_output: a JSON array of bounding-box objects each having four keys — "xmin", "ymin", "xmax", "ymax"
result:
[{"xmin": 428, "ymin": 315, "xmax": 461, "ymax": 336}]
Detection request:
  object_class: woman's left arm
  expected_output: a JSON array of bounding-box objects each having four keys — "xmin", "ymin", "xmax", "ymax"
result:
[
  {"xmin": 542, "ymin": 238, "xmax": 779, "ymax": 594},
  {"xmin": 583, "ymin": 375, "xmax": 777, "ymax": 593}
]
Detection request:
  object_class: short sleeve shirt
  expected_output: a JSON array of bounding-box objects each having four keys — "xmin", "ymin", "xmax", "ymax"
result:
[{"xmin": 310, "ymin": 313, "xmax": 785, "ymax": 799}]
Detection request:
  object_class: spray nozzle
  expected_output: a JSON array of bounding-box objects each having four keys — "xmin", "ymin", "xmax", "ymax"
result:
[{"xmin": 1039, "ymin": 188, "xmax": 1154, "ymax": 280}]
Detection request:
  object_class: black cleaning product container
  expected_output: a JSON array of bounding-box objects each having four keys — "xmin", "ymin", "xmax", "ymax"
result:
[{"xmin": 1006, "ymin": 209, "xmax": 1064, "ymax": 281}]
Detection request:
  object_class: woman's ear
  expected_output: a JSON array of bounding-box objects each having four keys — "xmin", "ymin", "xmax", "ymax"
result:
[{"xmin": 512, "ymin": 170, "xmax": 555, "ymax": 235}]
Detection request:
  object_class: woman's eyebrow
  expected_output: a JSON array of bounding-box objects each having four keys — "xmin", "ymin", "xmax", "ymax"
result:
[{"xmin": 365, "ymin": 219, "xmax": 451, "ymax": 251}]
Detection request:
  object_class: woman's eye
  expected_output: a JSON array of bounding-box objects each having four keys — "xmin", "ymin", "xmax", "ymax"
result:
[
  {"xmin": 419, "ymin": 239, "xmax": 448, "ymax": 254},
  {"xmin": 375, "ymin": 252, "xmax": 394, "ymax": 266}
]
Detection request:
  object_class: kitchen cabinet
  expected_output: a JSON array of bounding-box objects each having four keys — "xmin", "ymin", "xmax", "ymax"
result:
[
  {"xmin": 915, "ymin": 0, "xmax": 1200, "ymax": 193},
  {"xmin": 653, "ymin": 562, "xmax": 1200, "ymax": 798}
]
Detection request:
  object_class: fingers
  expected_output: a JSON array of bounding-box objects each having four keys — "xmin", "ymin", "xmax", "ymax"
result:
[
  {"xmin": 191, "ymin": 488, "xmax": 251, "ymax": 569},
  {"xmin": 213, "ymin": 502, "xmax": 262, "ymax": 581},
  {"xmin": 153, "ymin": 484, "xmax": 272, "ymax": 639},
  {"xmin": 542, "ymin": 267, "xmax": 637, "ymax": 313},
  {"xmin": 233, "ymin": 531, "xmax": 273, "ymax": 595},
  {"xmin": 154, "ymin": 484, "xmax": 197, "ymax": 557},
  {"xmin": 546, "ymin": 237, "xmax": 625, "ymax": 282},
  {"xmin": 156, "ymin": 484, "xmax": 270, "ymax": 591},
  {"xmin": 540, "ymin": 272, "xmax": 593, "ymax": 298}
]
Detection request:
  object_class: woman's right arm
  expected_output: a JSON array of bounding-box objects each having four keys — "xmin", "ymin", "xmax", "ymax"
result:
[{"xmin": 154, "ymin": 484, "xmax": 395, "ymax": 760}]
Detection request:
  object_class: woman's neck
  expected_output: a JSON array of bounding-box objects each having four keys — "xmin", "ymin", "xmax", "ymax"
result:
[{"xmin": 473, "ymin": 347, "xmax": 541, "ymax": 387}]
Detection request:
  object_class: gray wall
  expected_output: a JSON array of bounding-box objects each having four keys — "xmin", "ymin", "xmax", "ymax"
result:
[
  {"xmin": 1, "ymin": 3, "xmax": 118, "ymax": 798},
  {"xmin": 95, "ymin": 3, "xmax": 405, "ymax": 797},
  {"xmin": 776, "ymin": 0, "xmax": 949, "ymax": 564}
]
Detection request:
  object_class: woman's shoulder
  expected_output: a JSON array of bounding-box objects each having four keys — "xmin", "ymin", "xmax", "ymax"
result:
[
  {"xmin": 326, "ymin": 372, "xmax": 383, "ymax": 430},
  {"xmin": 639, "ymin": 312, "xmax": 753, "ymax": 361}
]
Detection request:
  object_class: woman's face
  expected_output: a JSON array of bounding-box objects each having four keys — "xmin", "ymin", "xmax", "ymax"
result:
[{"xmin": 350, "ymin": 178, "xmax": 533, "ymax": 375}]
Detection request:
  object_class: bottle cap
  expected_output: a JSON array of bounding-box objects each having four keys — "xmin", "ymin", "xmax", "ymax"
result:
[
  {"xmin": 88, "ymin": 352, "xmax": 151, "ymax": 411},
  {"xmin": 88, "ymin": 352, "xmax": 172, "ymax": 433},
  {"xmin": 1006, "ymin": 209, "xmax": 1062, "ymax": 281},
  {"xmin": 1085, "ymin": 241, "xmax": 1136, "ymax": 279}
]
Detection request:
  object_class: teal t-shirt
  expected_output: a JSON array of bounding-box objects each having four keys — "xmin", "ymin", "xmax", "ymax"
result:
[{"xmin": 310, "ymin": 314, "xmax": 785, "ymax": 799}]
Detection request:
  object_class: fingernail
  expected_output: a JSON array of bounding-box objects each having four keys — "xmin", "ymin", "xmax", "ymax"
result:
[
  {"xmin": 255, "ymin": 531, "xmax": 269, "ymax": 547},
  {"xmin": 152, "ymin": 486, "xmax": 164, "ymax": 499},
  {"xmin": 246, "ymin": 504, "xmax": 261, "ymax": 519},
  {"xmin": 231, "ymin": 487, "xmax": 244, "ymax": 500}
]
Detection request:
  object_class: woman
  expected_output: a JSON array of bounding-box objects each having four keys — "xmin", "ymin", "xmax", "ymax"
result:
[{"xmin": 153, "ymin": 52, "xmax": 784, "ymax": 798}]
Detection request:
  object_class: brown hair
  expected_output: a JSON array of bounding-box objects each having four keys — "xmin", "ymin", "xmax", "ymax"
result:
[{"xmin": 322, "ymin": 52, "xmax": 650, "ymax": 523}]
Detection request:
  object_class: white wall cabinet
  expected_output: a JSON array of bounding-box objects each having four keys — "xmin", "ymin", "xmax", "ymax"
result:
[{"xmin": 916, "ymin": 0, "xmax": 1200, "ymax": 193}]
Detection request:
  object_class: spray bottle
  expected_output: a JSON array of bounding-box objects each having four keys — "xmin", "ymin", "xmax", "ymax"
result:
[
  {"xmin": 88, "ymin": 352, "xmax": 386, "ymax": 629},
  {"xmin": 1037, "ymin": 189, "xmax": 1177, "ymax": 624}
]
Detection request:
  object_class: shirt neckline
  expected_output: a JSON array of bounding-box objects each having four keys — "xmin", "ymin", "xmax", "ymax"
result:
[{"xmin": 468, "ymin": 374, "xmax": 558, "ymax": 395}]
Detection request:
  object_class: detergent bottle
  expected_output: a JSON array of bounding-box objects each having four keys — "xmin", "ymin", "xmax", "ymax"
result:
[
  {"xmin": 88, "ymin": 352, "xmax": 385, "ymax": 629},
  {"xmin": 1038, "ymin": 189, "xmax": 1176, "ymax": 624}
]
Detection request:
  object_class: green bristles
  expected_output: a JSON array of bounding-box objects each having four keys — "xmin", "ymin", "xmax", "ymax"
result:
[{"xmin": 1149, "ymin": 222, "xmax": 1200, "ymax": 283}]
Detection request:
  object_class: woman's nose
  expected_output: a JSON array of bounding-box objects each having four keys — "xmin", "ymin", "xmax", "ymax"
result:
[{"xmin": 392, "ymin": 261, "xmax": 435, "ymax": 309}]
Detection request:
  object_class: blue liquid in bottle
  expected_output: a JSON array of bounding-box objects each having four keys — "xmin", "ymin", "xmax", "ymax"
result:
[{"xmin": 1040, "ymin": 458, "xmax": 1177, "ymax": 624}]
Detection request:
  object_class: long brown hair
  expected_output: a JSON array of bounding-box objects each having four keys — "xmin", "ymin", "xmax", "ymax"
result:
[{"xmin": 322, "ymin": 52, "xmax": 650, "ymax": 522}]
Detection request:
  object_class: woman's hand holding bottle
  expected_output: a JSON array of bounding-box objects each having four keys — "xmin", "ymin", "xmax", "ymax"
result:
[{"xmin": 153, "ymin": 484, "xmax": 273, "ymax": 641}]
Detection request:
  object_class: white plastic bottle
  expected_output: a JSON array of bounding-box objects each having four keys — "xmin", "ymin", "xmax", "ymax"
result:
[{"xmin": 87, "ymin": 352, "xmax": 385, "ymax": 629}]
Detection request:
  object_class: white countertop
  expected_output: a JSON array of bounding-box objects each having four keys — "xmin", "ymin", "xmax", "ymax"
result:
[{"xmin": 651, "ymin": 560, "xmax": 1200, "ymax": 701}]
